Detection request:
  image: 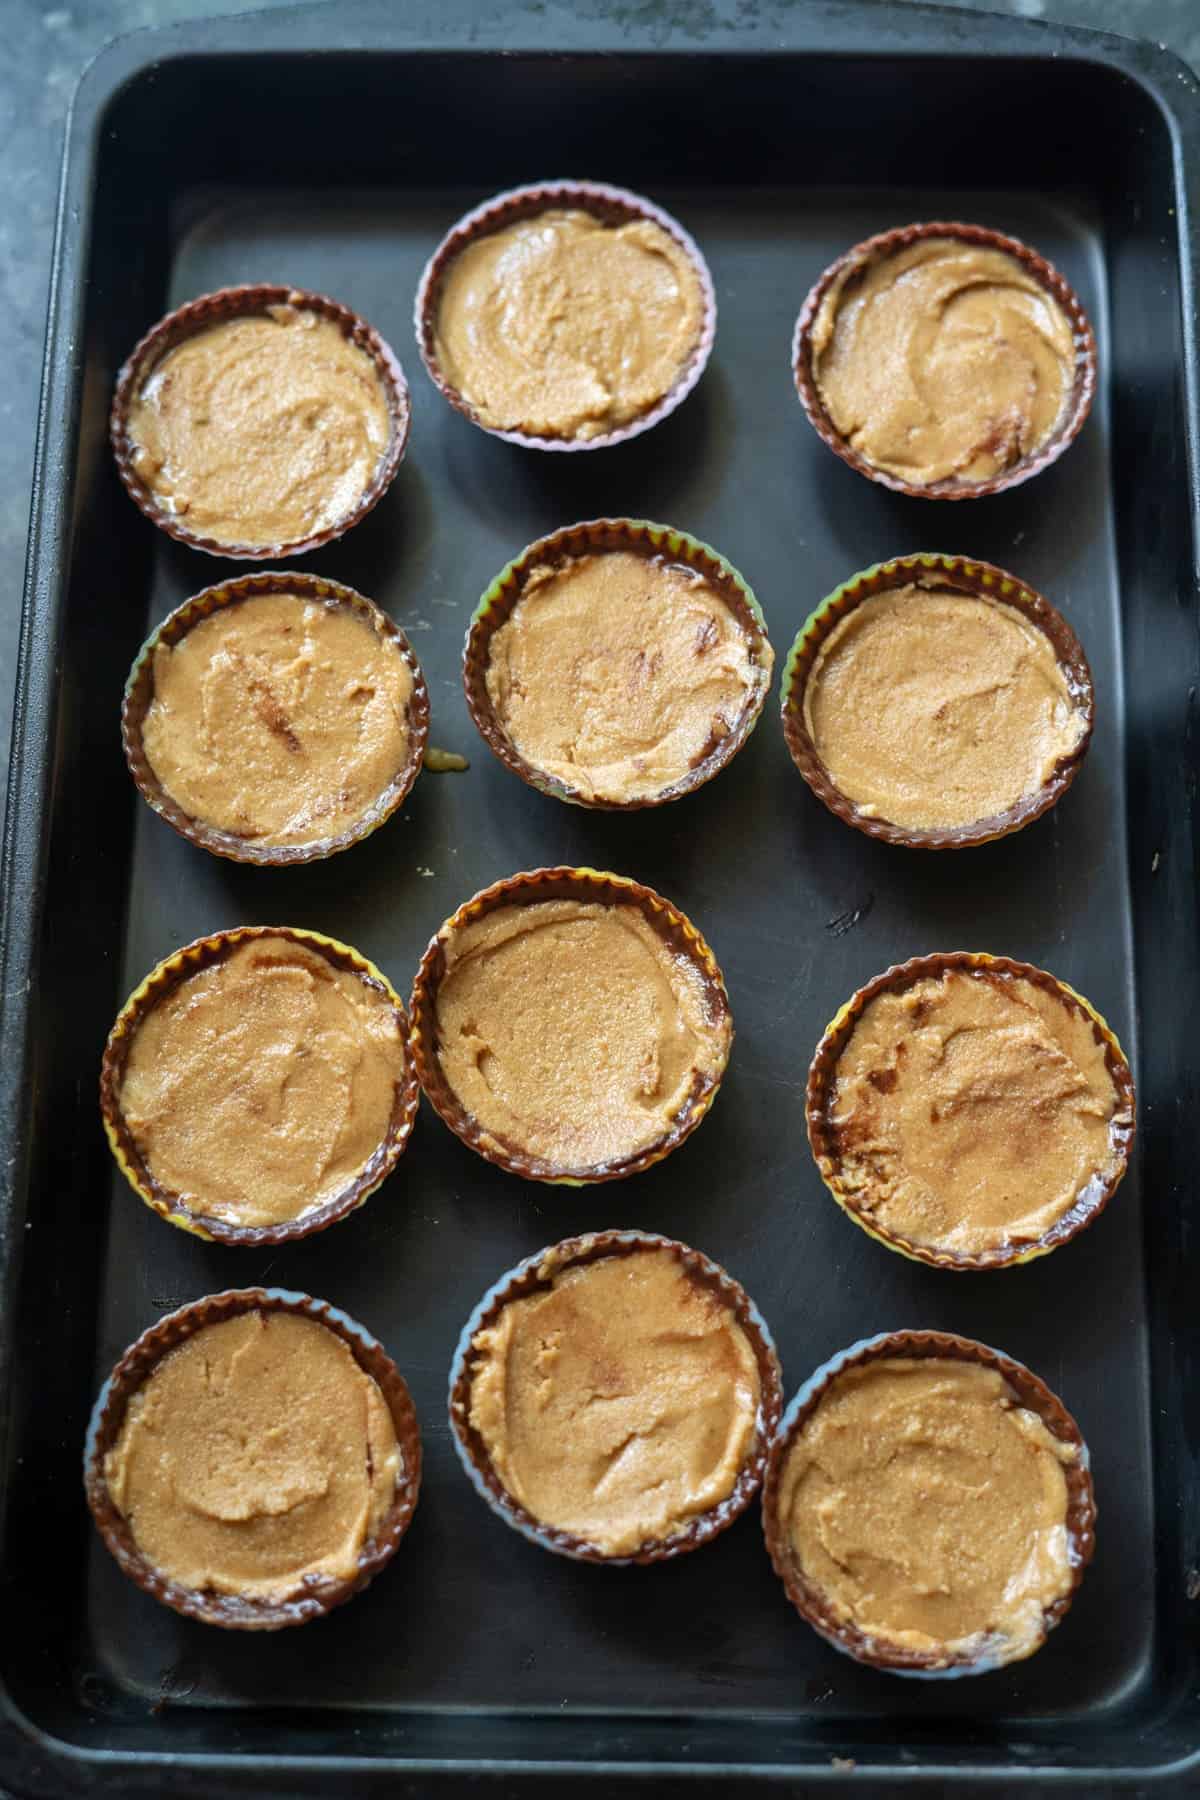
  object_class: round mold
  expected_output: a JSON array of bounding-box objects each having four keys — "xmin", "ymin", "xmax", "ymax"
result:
[
  {"xmin": 100, "ymin": 926, "xmax": 419, "ymax": 1245},
  {"xmin": 110, "ymin": 283, "xmax": 411, "ymax": 558},
  {"xmin": 780, "ymin": 552, "xmax": 1094, "ymax": 849},
  {"xmin": 464, "ymin": 517, "xmax": 773, "ymax": 809},
  {"xmin": 805, "ymin": 951, "xmax": 1136, "ymax": 1271},
  {"xmin": 449, "ymin": 1229, "xmax": 783, "ymax": 1563},
  {"xmin": 84, "ymin": 1286, "xmax": 422, "ymax": 1630},
  {"xmin": 792, "ymin": 222, "xmax": 1096, "ymax": 499},
  {"xmin": 122, "ymin": 571, "xmax": 431, "ymax": 865},
  {"xmin": 414, "ymin": 180, "xmax": 716, "ymax": 451},
  {"xmin": 408, "ymin": 865, "xmax": 732, "ymax": 1185},
  {"xmin": 762, "ymin": 1329, "xmax": 1096, "ymax": 1675}
]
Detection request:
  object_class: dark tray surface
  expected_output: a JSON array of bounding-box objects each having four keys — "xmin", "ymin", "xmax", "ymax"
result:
[{"xmin": 1, "ymin": 3, "xmax": 1198, "ymax": 1791}]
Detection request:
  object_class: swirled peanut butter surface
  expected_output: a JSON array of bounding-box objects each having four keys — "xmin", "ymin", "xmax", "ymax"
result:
[
  {"xmin": 468, "ymin": 1247, "xmax": 761, "ymax": 1555},
  {"xmin": 142, "ymin": 591, "xmax": 415, "ymax": 847},
  {"xmin": 434, "ymin": 899, "xmax": 728, "ymax": 1170},
  {"xmin": 777, "ymin": 1356, "xmax": 1077, "ymax": 1663},
  {"xmin": 825, "ymin": 968, "xmax": 1124, "ymax": 1256},
  {"xmin": 105, "ymin": 1311, "xmax": 401, "ymax": 1600},
  {"xmin": 127, "ymin": 305, "xmax": 391, "ymax": 546},
  {"xmin": 803, "ymin": 581, "xmax": 1085, "ymax": 831},
  {"xmin": 118, "ymin": 936, "xmax": 404, "ymax": 1229},
  {"xmin": 812, "ymin": 238, "xmax": 1076, "ymax": 484},
  {"xmin": 433, "ymin": 210, "xmax": 705, "ymax": 440},
  {"xmin": 485, "ymin": 552, "xmax": 767, "ymax": 803}
]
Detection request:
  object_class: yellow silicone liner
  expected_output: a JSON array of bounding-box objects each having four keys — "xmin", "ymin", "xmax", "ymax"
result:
[
  {"xmin": 805, "ymin": 951, "xmax": 1136, "ymax": 1271},
  {"xmin": 100, "ymin": 926, "xmax": 419, "ymax": 1245}
]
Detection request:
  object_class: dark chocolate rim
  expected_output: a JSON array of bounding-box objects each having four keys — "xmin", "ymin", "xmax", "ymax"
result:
[
  {"xmin": 780, "ymin": 553, "xmax": 1095, "ymax": 849},
  {"xmin": 408, "ymin": 866, "xmax": 732, "ymax": 1184},
  {"xmin": 99, "ymin": 926, "xmax": 419, "ymax": 1246},
  {"xmin": 414, "ymin": 180, "xmax": 717, "ymax": 452},
  {"xmin": 762, "ymin": 1329, "xmax": 1096, "ymax": 1674},
  {"xmin": 122, "ymin": 572, "xmax": 431, "ymax": 865},
  {"xmin": 110, "ymin": 284, "xmax": 411, "ymax": 559},
  {"xmin": 84, "ymin": 1287, "xmax": 422, "ymax": 1630},
  {"xmin": 464, "ymin": 518, "xmax": 774, "ymax": 810},
  {"xmin": 805, "ymin": 952, "xmax": 1136, "ymax": 1272},
  {"xmin": 449, "ymin": 1230, "xmax": 783, "ymax": 1564},
  {"xmin": 792, "ymin": 222, "xmax": 1097, "ymax": 499}
]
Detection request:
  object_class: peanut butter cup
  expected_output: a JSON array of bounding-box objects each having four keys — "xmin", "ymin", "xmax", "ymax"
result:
[
  {"xmin": 112, "ymin": 285, "xmax": 410, "ymax": 557},
  {"xmin": 100, "ymin": 927, "xmax": 418, "ymax": 1245},
  {"xmin": 449, "ymin": 1232, "xmax": 782, "ymax": 1563},
  {"xmin": 806, "ymin": 952, "xmax": 1135, "ymax": 1270},
  {"xmin": 416, "ymin": 181, "xmax": 715, "ymax": 450},
  {"xmin": 409, "ymin": 867, "xmax": 731, "ymax": 1183},
  {"xmin": 763, "ymin": 1331, "xmax": 1096, "ymax": 1674},
  {"xmin": 465, "ymin": 519, "xmax": 772, "ymax": 808},
  {"xmin": 794, "ymin": 224, "xmax": 1095, "ymax": 498},
  {"xmin": 85, "ymin": 1288, "xmax": 421, "ymax": 1629}
]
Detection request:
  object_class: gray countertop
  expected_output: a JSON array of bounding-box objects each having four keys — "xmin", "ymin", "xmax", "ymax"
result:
[{"xmin": 2, "ymin": 0, "xmax": 1198, "ymax": 803}]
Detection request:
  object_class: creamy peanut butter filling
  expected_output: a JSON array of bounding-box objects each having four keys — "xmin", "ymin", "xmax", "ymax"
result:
[
  {"xmin": 825, "ymin": 967, "xmax": 1124, "ymax": 1256},
  {"xmin": 803, "ymin": 581, "xmax": 1086, "ymax": 832},
  {"xmin": 105, "ymin": 1311, "xmax": 401, "ymax": 1601},
  {"xmin": 118, "ymin": 936, "xmax": 405, "ymax": 1229},
  {"xmin": 434, "ymin": 898, "xmax": 728, "ymax": 1170},
  {"xmin": 812, "ymin": 238, "xmax": 1076, "ymax": 485},
  {"xmin": 127, "ymin": 305, "xmax": 391, "ymax": 547},
  {"xmin": 433, "ymin": 209, "xmax": 705, "ymax": 440},
  {"xmin": 141, "ymin": 591, "xmax": 415, "ymax": 848},
  {"xmin": 468, "ymin": 1247, "xmax": 761, "ymax": 1555},
  {"xmin": 778, "ymin": 1356, "xmax": 1077, "ymax": 1663},
  {"xmin": 485, "ymin": 551, "xmax": 767, "ymax": 803}
]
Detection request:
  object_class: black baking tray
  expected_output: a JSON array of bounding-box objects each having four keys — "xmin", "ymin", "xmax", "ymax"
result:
[{"xmin": 1, "ymin": 0, "xmax": 1198, "ymax": 1791}]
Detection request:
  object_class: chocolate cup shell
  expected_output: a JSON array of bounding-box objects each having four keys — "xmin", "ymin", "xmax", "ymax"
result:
[
  {"xmin": 84, "ymin": 1287, "xmax": 422, "ymax": 1630},
  {"xmin": 110, "ymin": 284, "xmax": 411, "ymax": 559},
  {"xmin": 408, "ymin": 866, "xmax": 732, "ymax": 1184},
  {"xmin": 793, "ymin": 222, "xmax": 1097, "ymax": 499},
  {"xmin": 122, "ymin": 572, "xmax": 431, "ymax": 865},
  {"xmin": 465, "ymin": 518, "xmax": 774, "ymax": 810},
  {"xmin": 781, "ymin": 553, "xmax": 1095, "ymax": 849},
  {"xmin": 806, "ymin": 952, "xmax": 1136, "ymax": 1272},
  {"xmin": 762, "ymin": 1329, "xmax": 1096, "ymax": 1675},
  {"xmin": 449, "ymin": 1230, "xmax": 783, "ymax": 1564},
  {"xmin": 100, "ymin": 926, "xmax": 419, "ymax": 1246},
  {"xmin": 414, "ymin": 180, "xmax": 716, "ymax": 452}
]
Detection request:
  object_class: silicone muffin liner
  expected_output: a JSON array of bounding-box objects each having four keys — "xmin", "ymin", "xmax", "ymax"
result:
[
  {"xmin": 100, "ymin": 926, "xmax": 420, "ymax": 1246},
  {"xmin": 110, "ymin": 283, "xmax": 412, "ymax": 558},
  {"xmin": 84, "ymin": 1287, "xmax": 422, "ymax": 1630},
  {"xmin": 409, "ymin": 866, "xmax": 732, "ymax": 1184},
  {"xmin": 792, "ymin": 222, "xmax": 1097, "ymax": 499},
  {"xmin": 449, "ymin": 1230, "xmax": 783, "ymax": 1564},
  {"xmin": 806, "ymin": 951, "xmax": 1136, "ymax": 1271},
  {"xmin": 414, "ymin": 180, "xmax": 717, "ymax": 451},
  {"xmin": 464, "ymin": 518, "xmax": 774, "ymax": 809},
  {"xmin": 122, "ymin": 571, "xmax": 431, "ymax": 865},
  {"xmin": 780, "ymin": 553, "xmax": 1095, "ymax": 849},
  {"xmin": 762, "ymin": 1329, "xmax": 1096, "ymax": 1676}
]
